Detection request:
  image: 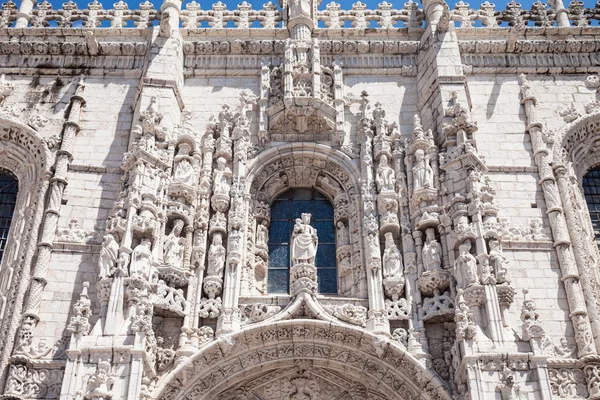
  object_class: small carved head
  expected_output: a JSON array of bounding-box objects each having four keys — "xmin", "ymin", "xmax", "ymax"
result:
[
  {"xmin": 459, "ymin": 239, "xmax": 472, "ymax": 253},
  {"xmin": 301, "ymin": 213, "xmax": 311, "ymax": 224},
  {"xmin": 415, "ymin": 148, "xmax": 425, "ymax": 161},
  {"xmin": 171, "ymin": 219, "xmax": 185, "ymax": 235},
  {"xmin": 213, "ymin": 233, "xmax": 223, "ymax": 245},
  {"xmin": 177, "ymin": 142, "xmax": 191, "ymax": 156},
  {"xmin": 384, "ymin": 232, "xmax": 395, "ymax": 247},
  {"xmin": 489, "ymin": 239, "xmax": 500, "ymax": 251}
]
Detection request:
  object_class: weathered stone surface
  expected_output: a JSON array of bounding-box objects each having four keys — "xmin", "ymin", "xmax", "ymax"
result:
[{"xmin": 0, "ymin": 0, "xmax": 600, "ymax": 399}]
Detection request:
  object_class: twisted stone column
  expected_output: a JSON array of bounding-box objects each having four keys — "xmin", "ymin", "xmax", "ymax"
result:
[
  {"xmin": 519, "ymin": 75, "xmax": 597, "ymax": 358},
  {"xmin": 17, "ymin": 77, "xmax": 86, "ymax": 347}
]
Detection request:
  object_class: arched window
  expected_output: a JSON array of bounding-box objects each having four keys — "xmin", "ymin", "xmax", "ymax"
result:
[
  {"xmin": 0, "ymin": 171, "xmax": 18, "ymax": 265},
  {"xmin": 268, "ymin": 188, "xmax": 336, "ymax": 294},
  {"xmin": 583, "ymin": 168, "xmax": 600, "ymax": 244}
]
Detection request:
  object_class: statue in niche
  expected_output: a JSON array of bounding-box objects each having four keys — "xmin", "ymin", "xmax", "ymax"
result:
[
  {"xmin": 98, "ymin": 233, "xmax": 119, "ymax": 278},
  {"xmin": 131, "ymin": 159, "xmax": 146, "ymax": 191},
  {"xmin": 173, "ymin": 143, "xmax": 195, "ymax": 186},
  {"xmin": 367, "ymin": 233, "xmax": 380, "ymax": 268},
  {"xmin": 488, "ymin": 239, "xmax": 508, "ymax": 284},
  {"xmin": 164, "ymin": 220, "xmax": 185, "ymax": 269},
  {"xmin": 130, "ymin": 239, "xmax": 152, "ymax": 279},
  {"xmin": 376, "ymin": 155, "xmax": 396, "ymax": 192},
  {"xmin": 454, "ymin": 240, "xmax": 479, "ymax": 290},
  {"xmin": 207, "ymin": 233, "xmax": 226, "ymax": 277},
  {"xmin": 339, "ymin": 254, "xmax": 351, "ymax": 274},
  {"xmin": 212, "ymin": 157, "xmax": 232, "ymax": 196},
  {"xmin": 256, "ymin": 221, "xmax": 269, "ymax": 247},
  {"xmin": 422, "ymin": 228, "xmax": 442, "ymax": 271},
  {"xmin": 413, "ymin": 149, "xmax": 434, "ymax": 190},
  {"xmin": 336, "ymin": 221, "xmax": 349, "ymax": 246},
  {"xmin": 382, "ymin": 232, "xmax": 403, "ymax": 278},
  {"xmin": 291, "ymin": 213, "xmax": 318, "ymax": 265}
]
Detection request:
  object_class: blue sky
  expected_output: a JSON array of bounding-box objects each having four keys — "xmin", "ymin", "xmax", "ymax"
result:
[
  {"xmin": 43, "ymin": 0, "xmax": 598, "ymax": 15},
  {"xmin": 43, "ymin": 0, "xmax": 595, "ymax": 10}
]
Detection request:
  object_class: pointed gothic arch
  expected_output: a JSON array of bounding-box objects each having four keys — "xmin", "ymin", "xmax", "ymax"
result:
[
  {"xmin": 550, "ymin": 110, "xmax": 600, "ymax": 353},
  {"xmin": 554, "ymin": 110, "xmax": 600, "ymax": 182},
  {"xmin": 153, "ymin": 320, "xmax": 452, "ymax": 400},
  {"xmin": 0, "ymin": 117, "xmax": 51, "ymax": 385}
]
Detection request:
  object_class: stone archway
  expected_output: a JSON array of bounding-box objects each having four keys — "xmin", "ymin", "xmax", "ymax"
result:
[
  {"xmin": 243, "ymin": 143, "xmax": 366, "ymax": 299},
  {"xmin": 0, "ymin": 117, "xmax": 51, "ymax": 386},
  {"xmin": 154, "ymin": 320, "xmax": 452, "ymax": 400},
  {"xmin": 246, "ymin": 142, "xmax": 360, "ymax": 202},
  {"xmin": 554, "ymin": 110, "xmax": 600, "ymax": 182},
  {"xmin": 550, "ymin": 110, "xmax": 600, "ymax": 354}
]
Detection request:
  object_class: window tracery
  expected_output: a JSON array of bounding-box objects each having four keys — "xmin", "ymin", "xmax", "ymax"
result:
[
  {"xmin": 0, "ymin": 170, "xmax": 17, "ymax": 265},
  {"xmin": 267, "ymin": 188, "xmax": 336, "ymax": 295},
  {"xmin": 582, "ymin": 168, "xmax": 600, "ymax": 244}
]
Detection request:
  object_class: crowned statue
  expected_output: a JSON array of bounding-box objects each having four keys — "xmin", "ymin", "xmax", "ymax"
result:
[{"xmin": 291, "ymin": 213, "xmax": 318, "ymax": 266}]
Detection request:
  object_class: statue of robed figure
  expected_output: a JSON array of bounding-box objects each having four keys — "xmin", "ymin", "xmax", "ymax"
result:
[{"xmin": 291, "ymin": 213, "xmax": 318, "ymax": 265}]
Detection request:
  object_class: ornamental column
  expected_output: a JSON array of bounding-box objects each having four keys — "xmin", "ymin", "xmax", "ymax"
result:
[
  {"xmin": 358, "ymin": 93, "xmax": 389, "ymax": 336},
  {"xmin": 15, "ymin": 0, "xmax": 35, "ymax": 28},
  {"xmin": 13, "ymin": 76, "xmax": 86, "ymax": 355},
  {"xmin": 518, "ymin": 74, "xmax": 598, "ymax": 364}
]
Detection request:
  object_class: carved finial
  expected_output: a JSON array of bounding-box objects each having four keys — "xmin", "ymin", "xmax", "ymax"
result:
[
  {"xmin": 148, "ymin": 96, "xmax": 158, "ymax": 113},
  {"xmin": 66, "ymin": 281, "xmax": 92, "ymax": 336}
]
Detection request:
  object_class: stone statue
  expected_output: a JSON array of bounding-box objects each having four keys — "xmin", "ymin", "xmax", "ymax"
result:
[
  {"xmin": 173, "ymin": 143, "xmax": 195, "ymax": 186},
  {"xmin": 336, "ymin": 221, "xmax": 349, "ymax": 246},
  {"xmin": 413, "ymin": 149, "xmax": 434, "ymax": 190},
  {"xmin": 256, "ymin": 221, "xmax": 269, "ymax": 247},
  {"xmin": 382, "ymin": 232, "xmax": 403, "ymax": 278},
  {"xmin": 263, "ymin": 173, "xmax": 288, "ymax": 198},
  {"xmin": 454, "ymin": 240, "xmax": 479, "ymax": 290},
  {"xmin": 84, "ymin": 360, "xmax": 114, "ymax": 400},
  {"xmin": 212, "ymin": 157, "xmax": 232, "ymax": 196},
  {"xmin": 291, "ymin": 213, "xmax": 318, "ymax": 265},
  {"xmin": 207, "ymin": 233, "xmax": 226, "ymax": 277},
  {"xmin": 367, "ymin": 233, "xmax": 380, "ymax": 269},
  {"xmin": 317, "ymin": 175, "xmax": 342, "ymax": 195},
  {"xmin": 488, "ymin": 239, "xmax": 508, "ymax": 284},
  {"xmin": 392, "ymin": 328, "xmax": 408, "ymax": 349},
  {"xmin": 164, "ymin": 220, "xmax": 184, "ymax": 269},
  {"xmin": 376, "ymin": 155, "xmax": 396, "ymax": 192},
  {"xmin": 130, "ymin": 239, "xmax": 152, "ymax": 279},
  {"xmin": 422, "ymin": 228, "xmax": 442, "ymax": 271},
  {"xmin": 98, "ymin": 233, "xmax": 119, "ymax": 278}
]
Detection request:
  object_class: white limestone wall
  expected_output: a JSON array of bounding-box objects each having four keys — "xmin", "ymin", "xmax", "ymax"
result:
[
  {"xmin": 344, "ymin": 75, "xmax": 419, "ymax": 136},
  {"xmin": 0, "ymin": 76, "xmax": 136, "ymax": 345},
  {"xmin": 183, "ymin": 77, "xmax": 260, "ymax": 131},
  {"xmin": 467, "ymin": 74, "xmax": 576, "ymax": 348}
]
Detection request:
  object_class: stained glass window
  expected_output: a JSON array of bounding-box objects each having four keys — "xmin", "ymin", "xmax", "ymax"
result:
[
  {"xmin": 267, "ymin": 188, "xmax": 337, "ymax": 294},
  {"xmin": 0, "ymin": 171, "xmax": 18, "ymax": 265},
  {"xmin": 583, "ymin": 168, "xmax": 600, "ymax": 244}
]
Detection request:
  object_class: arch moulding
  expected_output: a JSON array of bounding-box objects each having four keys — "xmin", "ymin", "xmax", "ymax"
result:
[
  {"xmin": 245, "ymin": 143, "xmax": 360, "ymax": 202},
  {"xmin": 154, "ymin": 319, "xmax": 452, "ymax": 400},
  {"xmin": 554, "ymin": 110, "xmax": 600, "ymax": 181},
  {"xmin": 0, "ymin": 116, "xmax": 51, "ymax": 385}
]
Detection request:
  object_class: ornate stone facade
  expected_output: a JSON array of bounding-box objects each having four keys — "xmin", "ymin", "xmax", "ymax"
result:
[{"xmin": 1, "ymin": 0, "xmax": 600, "ymax": 399}]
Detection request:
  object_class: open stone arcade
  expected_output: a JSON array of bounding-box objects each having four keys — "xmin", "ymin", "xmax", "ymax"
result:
[{"xmin": 1, "ymin": 0, "xmax": 600, "ymax": 398}]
